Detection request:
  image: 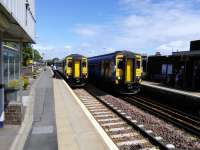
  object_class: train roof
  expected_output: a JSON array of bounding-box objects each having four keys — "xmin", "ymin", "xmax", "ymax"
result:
[
  {"xmin": 89, "ymin": 50, "xmax": 139, "ymax": 60},
  {"xmin": 66, "ymin": 54, "xmax": 87, "ymax": 59}
]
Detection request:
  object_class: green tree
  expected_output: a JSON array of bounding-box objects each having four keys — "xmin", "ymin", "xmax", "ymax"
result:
[{"xmin": 23, "ymin": 43, "xmax": 43, "ymax": 66}]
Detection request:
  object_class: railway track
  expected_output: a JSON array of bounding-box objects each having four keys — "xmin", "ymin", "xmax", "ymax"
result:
[
  {"xmin": 55, "ymin": 70, "xmax": 200, "ymax": 149},
  {"xmin": 122, "ymin": 95, "xmax": 200, "ymax": 137},
  {"xmin": 74, "ymin": 89, "xmax": 159, "ymax": 150},
  {"xmin": 74, "ymin": 88, "xmax": 180, "ymax": 150},
  {"xmin": 84, "ymin": 84, "xmax": 200, "ymax": 149}
]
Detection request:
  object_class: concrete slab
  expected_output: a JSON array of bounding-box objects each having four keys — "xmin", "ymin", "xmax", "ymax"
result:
[
  {"xmin": 24, "ymin": 70, "xmax": 58, "ymax": 150},
  {"xmin": 0, "ymin": 125, "xmax": 20, "ymax": 150}
]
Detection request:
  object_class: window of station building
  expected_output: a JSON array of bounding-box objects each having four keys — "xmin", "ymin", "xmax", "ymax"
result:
[
  {"xmin": 3, "ymin": 51, "xmax": 9, "ymax": 84},
  {"xmin": 15, "ymin": 53, "xmax": 20, "ymax": 79},
  {"xmin": 9, "ymin": 51, "xmax": 15, "ymax": 81},
  {"xmin": 3, "ymin": 47, "xmax": 20, "ymax": 87}
]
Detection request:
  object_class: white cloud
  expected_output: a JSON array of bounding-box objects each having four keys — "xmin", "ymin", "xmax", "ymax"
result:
[
  {"xmin": 70, "ymin": 0, "xmax": 200, "ymax": 56},
  {"xmin": 38, "ymin": 0, "xmax": 200, "ymax": 58},
  {"xmin": 115, "ymin": 0, "xmax": 200, "ymax": 53},
  {"xmin": 156, "ymin": 40, "xmax": 190, "ymax": 55},
  {"xmin": 34, "ymin": 43, "xmax": 73, "ymax": 59}
]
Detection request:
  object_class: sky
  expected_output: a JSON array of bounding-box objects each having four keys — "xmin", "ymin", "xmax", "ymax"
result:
[{"xmin": 34, "ymin": 0, "xmax": 200, "ymax": 59}]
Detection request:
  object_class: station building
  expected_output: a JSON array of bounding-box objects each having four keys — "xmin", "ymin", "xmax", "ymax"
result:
[
  {"xmin": 0, "ymin": 0, "xmax": 36, "ymax": 127},
  {"xmin": 147, "ymin": 40, "xmax": 200, "ymax": 91}
]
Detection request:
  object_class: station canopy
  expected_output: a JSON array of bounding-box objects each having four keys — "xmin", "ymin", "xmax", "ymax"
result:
[{"xmin": 0, "ymin": 4, "xmax": 35, "ymax": 43}]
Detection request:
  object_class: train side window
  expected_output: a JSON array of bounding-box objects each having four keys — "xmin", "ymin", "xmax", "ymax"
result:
[
  {"xmin": 68, "ymin": 61, "xmax": 72, "ymax": 67},
  {"xmin": 117, "ymin": 60, "xmax": 123, "ymax": 69},
  {"xmin": 136, "ymin": 60, "xmax": 141, "ymax": 69}
]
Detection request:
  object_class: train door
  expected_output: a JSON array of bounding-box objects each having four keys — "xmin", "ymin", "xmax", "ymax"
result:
[
  {"xmin": 126, "ymin": 58, "xmax": 133, "ymax": 83},
  {"xmin": 136, "ymin": 55, "xmax": 142, "ymax": 81},
  {"xmin": 82, "ymin": 58, "xmax": 88, "ymax": 78},
  {"xmin": 116, "ymin": 55, "xmax": 124, "ymax": 84},
  {"xmin": 66, "ymin": 58, "xmax": 72, "ymax": 77},
  {"xmin": 74, "ymin": 60, "xmax": 81, "ymax": 78}
]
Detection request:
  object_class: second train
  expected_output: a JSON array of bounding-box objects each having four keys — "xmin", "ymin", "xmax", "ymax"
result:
[{"xmin": 54, "ymin": 50, "xmax": 142, "ymax": 94}]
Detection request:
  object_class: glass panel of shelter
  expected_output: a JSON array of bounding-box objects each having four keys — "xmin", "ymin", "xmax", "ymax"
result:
[{"xmin": 3, "ymin": 47, "xmax": 20, "ymax": 88}]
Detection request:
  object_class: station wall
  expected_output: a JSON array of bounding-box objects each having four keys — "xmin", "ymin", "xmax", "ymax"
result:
[{"xmin": 0, "ymin": 0, "xmax": 36, "ymax": 41}]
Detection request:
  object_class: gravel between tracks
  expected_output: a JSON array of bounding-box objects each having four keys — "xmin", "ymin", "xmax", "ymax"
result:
[
  {"xmin": 85, "ymin": 85, "xmax": 200, "ymax": 150},
  {"xmin": 74, "ymin": 89, "xmax": 158, "ymax": 150}
]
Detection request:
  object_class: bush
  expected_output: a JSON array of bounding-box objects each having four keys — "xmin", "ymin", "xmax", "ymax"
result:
[
  {"xmin": 23, "ymin": 76, "xmax": 29, "ymax": 90},
  {"xmin": 8, "ymin": 80, "xmax": 20, "ymax": 90}
]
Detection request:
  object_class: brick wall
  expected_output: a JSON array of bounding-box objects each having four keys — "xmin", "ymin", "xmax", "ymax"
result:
[{"xmin": 5, "ymin": 102, "xmax": 24, "ymax": 125}]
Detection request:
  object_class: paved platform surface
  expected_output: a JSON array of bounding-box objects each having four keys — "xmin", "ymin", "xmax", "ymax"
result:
[
  {"xmin": 142, "ymin": 81, "xmax": 200, "ymax": 98},
  {"xmin": 0, "ymin": 76, "xmax": 38, "ymax": 150},
  {"xmin": 0, "ymin": 125, "xmax": 20, "ymax": 150},
  {"xmin": 24, "ymin": 70, "xmax": 58, "ymax": 150},
  {"xmin": 53, "ymin": 77, "xmax": 110, "ymax": 150}
]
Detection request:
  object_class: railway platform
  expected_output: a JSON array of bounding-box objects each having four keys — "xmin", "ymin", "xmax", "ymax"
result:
[
  {"xmin": 141, "ymin": 81, "xmax": 200, "ymax": 113},
  {"xmin": 0, "ymin": 68, "xmax": 114, "ymax": 150},
  {"xmin": 52, "ymin": 72, "xmax": 112, "ymax": 150},
  {"xmin": 142, "ymin": 81, "xmax": 200, "ymax": 98}
]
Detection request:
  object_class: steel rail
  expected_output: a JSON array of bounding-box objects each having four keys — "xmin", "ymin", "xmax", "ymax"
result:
[
  {"xmin": 122, "ymin": 95, "xmax": 200, "ymax": 137},
  {"xmin": 85, "ymin": 86, "xmax": 172, "ymax": 150},
  {"xmin": 135, "ymin": 95, "xmax": 200, "ymax": 122}
]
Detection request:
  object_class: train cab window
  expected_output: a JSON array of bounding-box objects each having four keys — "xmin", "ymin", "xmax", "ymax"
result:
[
  {"xmin": 117, "ymin": 60, "xmax": 124, "ymax": 69},
  {"xmin": 68, "ymin": 61, "xmax": 72, "ymax": 67},
  {"xmin": 136, "ymin": 61, "xmax": 141, "ymax": 69},
  {"xmin": 82, "ymin": 61, "xmax": 87, "ymax": 67}
]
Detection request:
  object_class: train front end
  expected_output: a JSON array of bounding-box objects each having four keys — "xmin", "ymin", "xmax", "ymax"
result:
[
  {"xmin": 65, "ymin": 55, "xmax": 88, "ymax": 87},
  {"xmin": 115, "ymin": 52, "xmax": 142, "ymax": 94}
]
